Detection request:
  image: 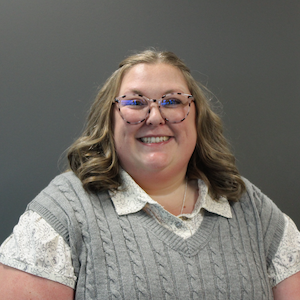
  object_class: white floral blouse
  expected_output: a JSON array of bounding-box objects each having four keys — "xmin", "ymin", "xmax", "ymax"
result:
[{"xmin": 0, "ymin": 170, "xmax": 299, "ymax": 289}]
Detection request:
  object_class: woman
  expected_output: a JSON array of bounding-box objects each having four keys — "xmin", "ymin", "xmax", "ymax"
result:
[{"xmin": 0, "ymin": 50, "xmax": 299, "ymax": 299}]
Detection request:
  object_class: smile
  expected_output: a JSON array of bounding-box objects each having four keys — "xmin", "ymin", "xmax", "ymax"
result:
[{"xmin": 140, "ymin": 136, "xmax": 170, "ymax": 144}]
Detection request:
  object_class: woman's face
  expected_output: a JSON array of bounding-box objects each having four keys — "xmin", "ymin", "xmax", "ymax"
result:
[{"xmin": 113, "ymin": 63, "xmax": 197, "ymax": 179}]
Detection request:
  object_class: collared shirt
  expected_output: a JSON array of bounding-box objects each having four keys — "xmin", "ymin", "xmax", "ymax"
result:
[
  {"xmin": 109, "ymin": 170, "xmax": 300, "ymax": 287},
  {"xmin": 109, "ymin": 169, "xmax": 232, "ymax": 239},
  {"xmin": 0, "ymin": 170, "xmax": 300, "ymax": 288}
]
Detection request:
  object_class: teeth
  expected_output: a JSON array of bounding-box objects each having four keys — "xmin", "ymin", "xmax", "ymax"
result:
[{"xmin": 141, "ymin": 136, "xmax": 170, "ymax": 143}]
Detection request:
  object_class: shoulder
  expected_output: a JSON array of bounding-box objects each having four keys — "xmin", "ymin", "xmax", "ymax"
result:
[
  {"xmin": 238, "ymin": 177, "xmax": 285, "ymax": 229},
  {"xmin": 240, "ymin": 177, "xmax": 281, "ymax": 215},
  {"xmin": 237, "ymin": 177, "xmax": 286, "ymax": 260},
  {"xmin": 27, "ymin": 172, "xmax": 111, "ymax": 242},
  {"xmin": 26, "ymin": 172, "xmax": 91, "ymax": 246},
  {"xmin": 46, "ymin": 171, "xmax": 84, "ymax": 193},
  {"xmin": 28, "ymin": 171, "xmax": 87, "ymax": 210}
]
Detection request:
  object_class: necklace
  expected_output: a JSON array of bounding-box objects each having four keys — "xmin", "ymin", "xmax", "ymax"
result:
[{"xmin": 180, "ymin": 179, "xmax": 188, "ymax": 215}]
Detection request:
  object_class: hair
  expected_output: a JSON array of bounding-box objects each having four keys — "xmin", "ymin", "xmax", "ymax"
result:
[{"xmin": 67, "ymin": 49, "xmax": 246, "ymax": 201}]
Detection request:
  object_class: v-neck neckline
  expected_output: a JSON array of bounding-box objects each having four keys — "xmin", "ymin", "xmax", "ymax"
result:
[{"xmin": 132, "ymin": 209, "xmax": 218, "ymax": 256}]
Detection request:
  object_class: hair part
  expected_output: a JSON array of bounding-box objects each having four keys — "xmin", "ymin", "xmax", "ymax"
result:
[{"xmin": 67, "ymin": 49, "xmax": 245, "ymax": 201}]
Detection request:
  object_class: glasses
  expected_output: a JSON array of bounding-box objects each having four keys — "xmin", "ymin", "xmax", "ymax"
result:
[{"xmin": 114, "ymin": 92, "xmax": 194, "ymax": 124}]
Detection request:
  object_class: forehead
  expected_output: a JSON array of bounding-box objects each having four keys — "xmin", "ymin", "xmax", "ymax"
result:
[{"xmin": 119, "ymin": 63, "xmax": 189, "ymax": 95}]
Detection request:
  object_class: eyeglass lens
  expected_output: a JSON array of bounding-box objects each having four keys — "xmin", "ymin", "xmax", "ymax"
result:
[{"xmin": 116, "ymin": 93, "xmax": 193, "ymax": 124}]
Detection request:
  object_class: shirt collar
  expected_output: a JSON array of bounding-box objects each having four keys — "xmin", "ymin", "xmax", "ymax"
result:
[{"xmin": 109, "ymin": 169, "xmax": 232, "ymax": 219}]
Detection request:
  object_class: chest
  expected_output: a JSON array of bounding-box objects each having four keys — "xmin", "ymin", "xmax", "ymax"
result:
[{"xmin": 76, "ymin": 208, "xmax": 273, "ymax": 300}]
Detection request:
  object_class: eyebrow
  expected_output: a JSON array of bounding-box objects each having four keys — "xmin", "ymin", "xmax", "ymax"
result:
[
  {"xmin": 129, "ymin": 89, "xmax": 178, "ymax": 97},
  {"xmin": 131, "ymin": 89, "xmax": 144, "ymax": 96}
]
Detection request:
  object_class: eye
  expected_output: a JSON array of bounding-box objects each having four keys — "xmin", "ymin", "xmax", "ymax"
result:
[
  {"xmin": 161, "ymin": 97, "xmax": 182, "ymax": 107},
  {"xmin": 120, "ymin": 98, "xmax": 147, "ymax": 108}
]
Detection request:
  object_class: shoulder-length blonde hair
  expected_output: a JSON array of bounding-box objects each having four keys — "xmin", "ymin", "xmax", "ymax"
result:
[{"xmin": 67, "ymin": 50, "xmax": 245, "ymax": 201}]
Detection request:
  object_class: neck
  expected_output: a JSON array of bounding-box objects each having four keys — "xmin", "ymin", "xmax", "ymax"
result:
[
  {"xmin": 126, "ymin": 168, "xmax": 197, "ymax": 216},
  {"xmin": 131, "ymin": 168, "xmax": 186, "ymax": 194}
]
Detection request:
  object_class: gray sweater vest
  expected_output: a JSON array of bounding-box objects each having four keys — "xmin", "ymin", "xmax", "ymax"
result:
[{"xmin": 27, "ymin": 172, "xmax": 285, "ymax": 299}]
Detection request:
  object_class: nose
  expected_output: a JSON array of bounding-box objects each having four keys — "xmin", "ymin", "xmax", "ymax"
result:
[{"xmin": 145, "ymin": 102, "xmax": 166, "ymax": 125}]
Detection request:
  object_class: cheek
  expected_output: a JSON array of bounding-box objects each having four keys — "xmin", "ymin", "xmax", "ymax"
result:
[{"xmin": 112, "ymin": 109, "xmax": 140, "ymax": 148}]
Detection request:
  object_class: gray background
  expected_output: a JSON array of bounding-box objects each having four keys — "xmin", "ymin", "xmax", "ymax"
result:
[{"xmin": 1, "ymin": 1, "xmax": 299, "ymax": 242}]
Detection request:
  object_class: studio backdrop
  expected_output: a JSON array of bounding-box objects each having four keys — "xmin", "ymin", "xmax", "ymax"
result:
[{"xmin": 0, "ymin": 0, "xmax": 299, "ymax": 242}]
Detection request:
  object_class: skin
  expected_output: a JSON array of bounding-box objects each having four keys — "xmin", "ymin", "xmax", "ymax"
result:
[
  {"xmin": 0, "ymin": 263, "xmax": 75, "ymax": 300},
  {"xmin": 272, "ymin": 271, "xmax": 300, "ymax": 299},
  {"xmin": 113, "ymin": 63, "xmax": 198, "ymax": 214}
]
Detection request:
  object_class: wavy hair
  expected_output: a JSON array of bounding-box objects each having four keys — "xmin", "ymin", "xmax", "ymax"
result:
[{"xmin": 67, "ymin": 50, "xmax": 245, "ymax": 201}]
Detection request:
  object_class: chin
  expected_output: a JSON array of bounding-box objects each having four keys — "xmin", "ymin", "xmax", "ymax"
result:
[
  {"xmin": 143, "ymin": 164, "xmax": 169, "ymax": 172},
  {"xmin": 142, "ymin": 154, "xmax": 171, "ymax": 169}
]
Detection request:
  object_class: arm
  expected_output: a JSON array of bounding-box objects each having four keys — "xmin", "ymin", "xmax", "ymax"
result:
[
  {"xmin": 273, "ymin": 271, "xmax": 300, "ymax": 300},
  {"xmin": 0, "ymin": 263, "xmax": 74, "ymax": 300}
]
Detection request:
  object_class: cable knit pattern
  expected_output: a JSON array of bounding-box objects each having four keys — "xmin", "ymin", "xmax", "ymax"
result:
[
  {"xmin": 193, "ymin": 254, "xmax": 206, "ymax": 299},
  {"xmin": 207, "ymin": 227, "xmax": 228, "ymax": 299},
  {"xmin": 52, "ymin": 176, "xmax": 98, "ymax": 299},
  {"xmin": 228, "ymin": 209, "xmax": 252, "ymax": 299},
  {"xmin": 118, "ymin": 215, "xmax": 149, "ymax": 299},
  {"xmin": 240, "ymin": 192, "xmax": 269, "ymax": 299},
  {"xmin": 56, "ymin": 177, "xmax": 98, "ymax": 299},
  {"xmin": 1, "ymin": 171, "xmax": 288, "ymax": 299},
  {"xmin": 92, "ymin": 196, "xmax": 123, "ymax": 299},
  {"xmin": 146, "ymin": 230, "xmax": 176, "ymax": 299},
  {"xmin": 181, "ymin": 254, "xmax": 202, "ymax": 299}
]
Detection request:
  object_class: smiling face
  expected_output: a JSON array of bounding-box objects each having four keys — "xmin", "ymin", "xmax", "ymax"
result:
[{"xmin": 113, "ymin": 63, "xmax": 197, "ymax": 182}]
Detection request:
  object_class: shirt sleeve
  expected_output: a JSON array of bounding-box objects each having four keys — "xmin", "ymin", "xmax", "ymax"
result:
[
  {"xmin": 268, "ymin": 213, "xmax": 300, "ymax": 287},
  {"xmin": 0, "ymin": 210, "xmax": 77, "ymax": 289}
]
